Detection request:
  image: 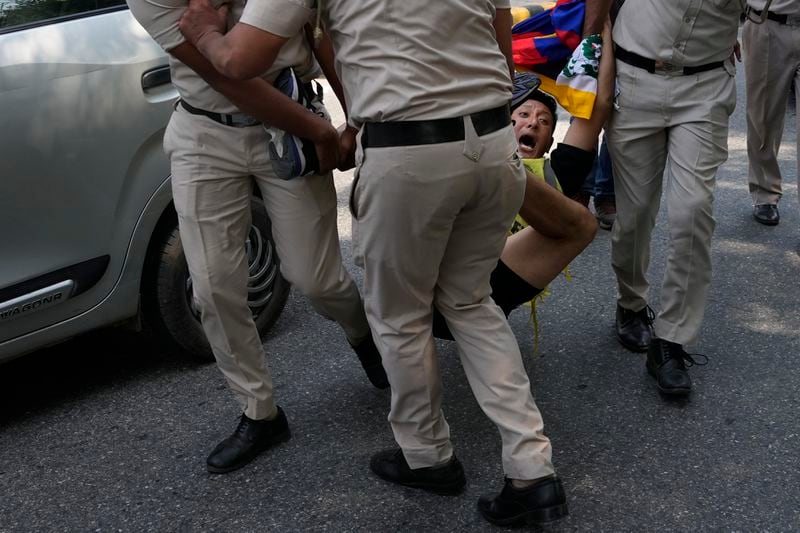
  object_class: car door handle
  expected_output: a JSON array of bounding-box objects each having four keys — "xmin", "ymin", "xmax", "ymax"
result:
[{"xmin": 142, "ymin": 65, "xmax": 171, "ymax": 90}]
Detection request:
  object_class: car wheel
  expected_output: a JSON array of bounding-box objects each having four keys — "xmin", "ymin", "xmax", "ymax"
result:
[{"xmin": 143, "ymin": 197, "xmax": 290, "ymax": 362}]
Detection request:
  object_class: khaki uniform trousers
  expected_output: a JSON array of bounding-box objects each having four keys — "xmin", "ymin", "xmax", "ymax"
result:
[
  {"xmin": 164, "ymin": 106, "xmax": 370, "ymax": 420},
  {"xmin": 608, "ymin": 61, "xmax": 736, "ymax": 346},
  {"xmin": 352, "ymin": 118, "xmax": 554, "ymax": 480},
  {"xmin": 744, "ymin": 17, "xmax": 800, "ymax": 206}
]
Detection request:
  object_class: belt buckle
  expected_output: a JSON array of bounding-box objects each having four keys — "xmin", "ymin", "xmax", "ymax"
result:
[
  {"xmin": 228, "ymin": 114, "xmax": 260, "ymax": 127},
  {"xmin": 654, "ymin": 60, "xmax": 681, "ymax": 74}
]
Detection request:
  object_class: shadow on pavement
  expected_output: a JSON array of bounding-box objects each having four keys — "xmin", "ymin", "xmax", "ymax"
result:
[{"xmin": 0, "ymin": 328, "xmax": 200, "ymax": 427}]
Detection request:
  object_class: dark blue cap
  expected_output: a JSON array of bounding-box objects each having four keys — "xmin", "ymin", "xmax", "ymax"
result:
[{"xmin": 511, "ymin": 72, "xmax": 558, "ymax": 127}]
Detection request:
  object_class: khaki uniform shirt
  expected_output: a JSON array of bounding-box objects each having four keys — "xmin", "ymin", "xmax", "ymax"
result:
[
  {"xmin": 271, "ymin": 0, "xmax": 513, "ymax": 125},
  {"xmin": 747, "ymin": 0, "xmax": 800, "ymax": 15},
  {"xmin": 613, "ymin": 0, "xmax": 743, "ymax": 67},
  {"xmin": 127, "ymin": 0, "xmax": 319, "ymax": 113}
]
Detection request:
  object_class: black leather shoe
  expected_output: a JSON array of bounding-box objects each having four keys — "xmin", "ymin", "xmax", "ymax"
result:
[
  {"xmin": 478, "ymin": 476, "xmax": 568, "ymax": 526},
  {"xmin": 753, "ymin": 204, "xmax": 779, "ymax": 226},
  {"xmin": 369, "ymin": 448, "xmax": 466, "ymax": 495},
  {"xmin": 615, "ymin": 304, "xmax": 654, "ymax": 352},
  {"xmin": 206, "ymin": 408, "xmax": 290, "ymax": 474},
  {"xmin": 646, "ymin": 338, "xmax": 706, "ymax": 396},
  {"xmin": 351, "ymin": 335, "xmax": 390, "ymax": 389}
]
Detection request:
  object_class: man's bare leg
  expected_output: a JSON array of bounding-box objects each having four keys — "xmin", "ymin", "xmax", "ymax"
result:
[{"xmin": 502, "ymin": 171, "xmax": 597, "ymax": 289}]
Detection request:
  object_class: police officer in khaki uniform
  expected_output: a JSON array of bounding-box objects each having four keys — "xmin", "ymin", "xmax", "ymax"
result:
[
  {"xmin": 126, "ymin": 0, "xmax": 388, "ymax": 475},
  {"xmin": 743, "ymin": 0, "xmax": 800, "ymax": 226},
  {"xmin": 179, "ymin": 0, "xmax": 569, "ymax": 526},
  {"xmin": 609, "ymin": 0, "xmax": 743, "ymax": 396}
]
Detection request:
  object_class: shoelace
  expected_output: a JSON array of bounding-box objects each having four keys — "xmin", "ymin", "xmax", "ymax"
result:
[
  {"xmin": 643, "ymin": 306, "xmax": 655, "ymax": 325},
  {"xmin": 662, "ymin": 341, "xmax": 709, "ymax": 369},
  {"xmin": 234, "ymin": 416, "xmax": 254, "ymax": 439}
]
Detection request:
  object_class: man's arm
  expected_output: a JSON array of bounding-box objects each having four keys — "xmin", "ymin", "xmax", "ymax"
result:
[
  {"xmin": 493, "ymin": 7, "xmax": 515, "ymax": 80},
  {"xmin": 583, "ymin": 0, "xmax": 613, "ymax": 35},
  {"xmin": 179, "ymin": 0, "xmax": 292, "ymax": 80},
  {"xmin": 306, "ymin": 27, "xmax": 360, "ymax": 171},
  {"xmin": 561, "ymin": 20, "xmax": 615, "ymax": 151},
  {"xmin": 309, "ymin": 27, "xmax": 347, "ymax": 115},
  {"xmin": 169, "ymin": 41, "xmax": 340, "ymax": 170}
]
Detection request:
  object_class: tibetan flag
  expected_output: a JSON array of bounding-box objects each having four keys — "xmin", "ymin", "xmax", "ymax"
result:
[{"xmin": 512, "ymin": 0, "xmax": 600, "ymax": 119}]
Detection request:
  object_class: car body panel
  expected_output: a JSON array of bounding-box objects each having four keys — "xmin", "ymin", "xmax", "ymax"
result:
[
  {"xmin": 0, "ymin": 9, "xmax": 178, "ymax": 354},
  {"xmin": 0, "ymin": 175, "xmax": 175, "ymax": 361}
]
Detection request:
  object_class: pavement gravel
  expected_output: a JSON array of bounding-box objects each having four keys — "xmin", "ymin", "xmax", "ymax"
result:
[{"xmin": 1, "ymin": 52, "xmax": 798, "ymax": 532}]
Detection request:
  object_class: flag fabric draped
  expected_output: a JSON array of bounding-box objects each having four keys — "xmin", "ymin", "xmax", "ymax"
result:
[
  {"xmin": 511, "ymin": 0, "xmax": 599, "ymax": 119},
  {"xmin": 510, "ymin": 3, "xmax": 554, "ymax": 25}
]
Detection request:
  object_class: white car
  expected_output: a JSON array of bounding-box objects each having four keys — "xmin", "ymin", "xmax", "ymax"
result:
[{"xmin": 0, "ymin": 1, "xmax": 289, "ymax": 363}]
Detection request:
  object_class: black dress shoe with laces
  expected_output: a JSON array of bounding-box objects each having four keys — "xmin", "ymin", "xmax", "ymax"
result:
[
  {"xmin": 646, "ymin": 338, "xmax": 707, "ymax": 396},
  {"xmin": 350, "ymin": 335, "xmax": 390, "ymax": 389},
  {"xmin": 615, "ymin": 304, "xmax": 654, "ymax": 352},
  {"xmin": 206, "ymin": 408, "xmax": 291, "ymax": 474},
  {"xmin": 478, "ymin": 476, "xmax": 568, "ymax": 526},
  {"xmin": 753, "ymin": 204, "xmax": 779, "ymax": 226},
  {"xmin": 369, "ymin": 448, "xmax": 466, "ymax": 495}
]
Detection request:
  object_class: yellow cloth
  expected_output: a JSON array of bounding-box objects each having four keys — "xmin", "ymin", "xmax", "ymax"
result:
[
  {"xmin": 510, "ymin": 3, "xmax": 556, "ymax": 25},
  {"xmin": 510, "ymin": 157, "xmax": 562, "ymax": 234}
]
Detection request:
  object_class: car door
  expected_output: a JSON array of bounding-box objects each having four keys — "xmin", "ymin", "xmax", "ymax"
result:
[{"xmin": 0, "ymin": 2, "xmax": 177, "ymax": 342}]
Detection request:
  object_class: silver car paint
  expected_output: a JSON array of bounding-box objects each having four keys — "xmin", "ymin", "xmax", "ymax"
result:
[{"xmin": 0, "ymin": 9, "xmax": 178, "ymax": 360}]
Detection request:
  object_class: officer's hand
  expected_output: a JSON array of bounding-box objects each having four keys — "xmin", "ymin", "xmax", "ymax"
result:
[
  {"xmin": 730, "ymin": 41, "xmax": 741, "ymax": 63},
  {"xmin": 313, "ymin": 124, "xmax": 341, "ymax": 175},
  {"xmin": 179, "ymin": 0, "xmax": 228, "ymax": 47},
  {"xmin": 337, "ymin": 125, "xmax": 358, "ymax": 171}
]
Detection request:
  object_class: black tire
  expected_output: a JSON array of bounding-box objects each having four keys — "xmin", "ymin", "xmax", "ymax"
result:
[{"xmin": 143, "ymin": 197, "xmax": 290, "ymax": 362}]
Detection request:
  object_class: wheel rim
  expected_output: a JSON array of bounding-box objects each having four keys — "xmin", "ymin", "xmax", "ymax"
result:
[{"xmin": 185, "ymin": 224, "xmax": 279, "ymax": 321}]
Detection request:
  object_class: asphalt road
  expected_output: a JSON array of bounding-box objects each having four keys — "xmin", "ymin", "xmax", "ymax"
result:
[{"xmin": 1, "ymin": 58, "xmax": 798, "ymax": 532}]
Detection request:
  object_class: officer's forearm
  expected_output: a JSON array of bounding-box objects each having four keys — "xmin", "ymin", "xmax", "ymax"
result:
[
  {"xmin": 583, "ymin": 0, "xmax": 612, "ymax": 35},
  {"xmin": 225, "ymin": 79, "xmax": 335, "ymax": 144},
  {"xmin": 493, "ymin": 8, "xmax": 515, "ymax": 80},
  {"xmin": 592, "ymin": 24, "xmax": 615, "ymax": 124},
  {"xmin": 311, "ymin": 28, "xmax": 348, "ymax": 117},
  {"xmin": 169, "ymin": 41, "xmax": 335, "ymax": 144},
  {"xmin": 194, "ymin": 23, "xmax": 287, "ymax": 81},
  {"xmin": 193, "ymin": 30, "xmax": 237, "ymax": 77}
]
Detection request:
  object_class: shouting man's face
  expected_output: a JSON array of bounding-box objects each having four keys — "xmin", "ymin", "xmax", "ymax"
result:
[{"xmin": 511, "ymin": 100, "xmax": 555, "ymax": 159}]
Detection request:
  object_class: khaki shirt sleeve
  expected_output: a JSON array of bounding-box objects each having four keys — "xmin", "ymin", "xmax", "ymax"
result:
[
  {"xmin": 127, "ymin": 0, "xmax": 187, "ymax": 52},
  {"xmin": 239, "ymin": 0, "xmax": 313, "ymax": 38}
]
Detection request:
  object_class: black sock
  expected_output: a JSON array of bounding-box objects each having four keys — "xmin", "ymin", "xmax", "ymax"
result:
[{"xmin": 489, "ymin": 259, "xmax": 543, "ymax": 316}]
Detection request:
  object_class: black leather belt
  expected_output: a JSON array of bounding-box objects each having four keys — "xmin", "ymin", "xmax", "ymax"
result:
[
  {"xmin": 178, "ymin": 99, "xmax": 260, "ymax": 127},
  {"xmin": 362, "ymin": 104, "xmax": 511, "ymax": 148},
  {"xmin": 750, "ymin": 8, "xmax": 796, "ymax": 25},
  {"xmin": 615, "ymin": 45, "xmax": 724, "ymax": 76}
]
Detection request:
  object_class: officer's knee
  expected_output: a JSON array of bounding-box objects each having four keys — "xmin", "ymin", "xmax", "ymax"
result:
[
  {"xmin": 286, "ymin": 267, "xmax": 344, "ymax": 302},
  {"xmin": 192, "ymin": 279, "xmax": 249, "ymax": 318},
  {"xmin": 671, "ymin": 195, "xmax": 714, "ymax": 229},
  {"xmin": 434, "ymin": 286, "xmax": 484, "ymax": 318},
  {"xmin": 615, "ymin": 199, "xmax": 657, "ymax": 234}
]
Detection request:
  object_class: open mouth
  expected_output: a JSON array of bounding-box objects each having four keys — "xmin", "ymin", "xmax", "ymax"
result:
[{"xmin": 518, "ymin": 134, "xmax": 536, "ymax": 153}]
